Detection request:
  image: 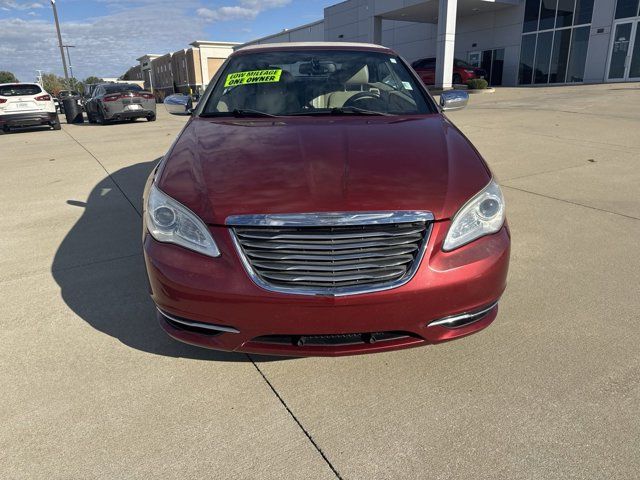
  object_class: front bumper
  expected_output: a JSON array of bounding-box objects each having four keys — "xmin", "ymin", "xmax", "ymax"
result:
[
  {"xmin": 0, "ymin": 112, "xmax": 57, "ymax": 128},
  {"xmin": 143, "ymin": 220, "xmax": 510, "ymax": 356}
]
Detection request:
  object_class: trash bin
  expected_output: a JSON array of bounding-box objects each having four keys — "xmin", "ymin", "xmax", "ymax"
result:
[{"xmin": 62, "ymin": 97, "xmax": 84, "ymax": 124}]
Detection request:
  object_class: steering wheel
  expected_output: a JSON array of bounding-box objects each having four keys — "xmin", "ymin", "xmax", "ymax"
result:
[{"xmin": 343, "ymin": 91, "xmax": 381, "ymax": 107}]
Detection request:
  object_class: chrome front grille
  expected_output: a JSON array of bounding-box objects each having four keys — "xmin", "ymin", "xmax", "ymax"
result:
[{"xmin": 227, "ymin": 212, "xmax": 433, "ymax": 296}]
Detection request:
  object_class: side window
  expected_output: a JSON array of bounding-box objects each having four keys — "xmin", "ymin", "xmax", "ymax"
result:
[
  {"xmin": 425, "ymin": 59, "xmax": 436, "ymax": 69},
  {"xmin": 413, "ymin": 60, "xmax": 426, "ymax": 69}
]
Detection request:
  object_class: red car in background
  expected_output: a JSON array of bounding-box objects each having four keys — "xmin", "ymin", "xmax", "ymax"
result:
[
  {"xmin": 143, "ymin": 42, "xmax": 510, "ymax": 357},
  {"xmin": 412, "ymin": 57, "xmax": 487, "ymax": 85}
]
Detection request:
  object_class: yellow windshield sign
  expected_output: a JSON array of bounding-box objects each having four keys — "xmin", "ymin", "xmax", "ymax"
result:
[{"xmin": 225, "ymin": 69, "xmax": 283, "ymax": 87}]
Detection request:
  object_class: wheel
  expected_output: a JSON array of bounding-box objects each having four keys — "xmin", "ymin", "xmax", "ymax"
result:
[
  {"xmin": 0, "ymin": 126, "xmax": 6, "ymax": 135},
  {"xmin": 51, "ymin": 116, "xmax": 62, "ymax": 130},
  {"xmin": 146, "ymin": 113, "xmax": 156, "ymax": 122},
  {"xmin": 96, "ymin": 107, "xmax": 108, "ymax": 125},
  {"xmin": 87, "ymin": 112, "xmax": 97, "ymax": 124},
  {"xmin": 452, "ymin": 74, "xmax": 462, "ymax": 85}
]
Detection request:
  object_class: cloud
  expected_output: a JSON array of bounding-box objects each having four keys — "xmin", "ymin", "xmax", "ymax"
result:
[
  {"xmin": 0, "ymin": 1, "xmax": 44, "ymax": 10},
  {"xmin": 0, "ymin": 1, "xmax": 207, "ymax": 82},
  {"xmin": 197, "ymin": 0, "xmax": 290, "ymax": 22},
  {"xmin": 0, "ymin": 0, "xmax": 295, "ymax": 82}
]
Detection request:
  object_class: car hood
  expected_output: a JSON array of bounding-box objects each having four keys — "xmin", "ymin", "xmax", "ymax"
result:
[{"xmin": 157, "ymin": 115, "xmax": 491, "ymax": 225}]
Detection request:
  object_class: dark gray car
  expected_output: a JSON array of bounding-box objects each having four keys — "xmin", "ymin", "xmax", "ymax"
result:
[{"xmin": 85, "ymin": 83, "xmax": 156, "ymax": 124}]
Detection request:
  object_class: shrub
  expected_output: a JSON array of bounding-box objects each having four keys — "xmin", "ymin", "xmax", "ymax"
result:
[{"xmin": 466, "ymin": 78, "xmax": 488, "ymax": 90}]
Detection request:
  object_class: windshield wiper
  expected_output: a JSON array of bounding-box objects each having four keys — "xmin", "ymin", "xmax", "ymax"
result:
[
  {"xmin": 231, "ymin": 108, "xmax": 278, "ymax": 118},
  {"xmin": 330, "ymin": 106, "xmax": 391, "ymax": 116},
  {"xmin": 291, "ymin": 107, "xmax": 391, "ymax": 117},
  {"xmin": 200, "ymin": 109, "xmax": 278, "ymax": 118}
]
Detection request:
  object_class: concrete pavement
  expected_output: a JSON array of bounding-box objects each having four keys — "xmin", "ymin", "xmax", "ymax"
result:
[{"xmin": 1, "ymin": 83, "xmax": 639, "ymax": 479}]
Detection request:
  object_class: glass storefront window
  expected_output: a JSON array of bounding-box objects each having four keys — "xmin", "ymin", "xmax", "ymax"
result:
[
  {"xmin": 519, "ymin": 34, "xmax": 537, "ymax": 84},
  {"xmin": 534, "ymin": 32, "xmax": 554, "ymax": 83},
  {"xmin": 629, "ymin": 24, "xmax": 640, "ymax": 78},
  {"xmin": 539, "ymin": 0, "xmax": 558, "ymax": 30},
  {"xmin": 566, "ymin": 26, "xmax": 590, "ymax": 82},
  {"xmin": 608, "ymin": 23, "xmax": 633, "ymax": 79},
  {"xmin": 491, "ymin": 49, "xmax": 505, "ymax": 86},
  {"xmin": 549, "ymin": 28, "xmax": 572, "ymax": 82},
  {"xmin": 519, "ymin": 0, "xmax": 592, "ymax": 85},
  {"xmin": 524, "ymin": 0, "xmax": 542, "ymax": 32},
  {"xmin": 574, "ymin": 0, "xmax": 594, "ymax": 24},
  {"xmin": 556, "ymin": 0, "xmax": 575, "ymax": 28},
  {"xmin": 615, "ymin": 0, "xmax": 640, "ymax": 19}
]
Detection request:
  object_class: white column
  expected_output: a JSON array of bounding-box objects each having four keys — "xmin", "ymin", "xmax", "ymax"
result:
[{"xmin": 435, "ymin": 0, "xmax": 457, "ymax": 89}]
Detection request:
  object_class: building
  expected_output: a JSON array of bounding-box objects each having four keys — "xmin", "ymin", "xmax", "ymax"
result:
[
  {"xmin": 134, "ymin": 41, "xmax": 238, "ymax": 100},
  {"xmin": 136, "ymin": 54, "xmax": 162, "ymax": 91},
  {"xmin": 239, "ymin": 20, "xmax": 325, "ymax": 47},
  {"xmin": 189, "ymin": 41, "xmax": 239, "ymax": 91},
  {"xmin": 151, "ymin": 53, "xmax": 174, "ymax": 99},
  {"xmin": 237, "ymin": 0, "xmax": 640, "ymax": 87},
  {"xmin": 120, "ymin": 65, "xmax": 143, "ymax": 82},
  {"xmin": 171, "ymin": 48, "xmax": 200, "ymax": 95}
]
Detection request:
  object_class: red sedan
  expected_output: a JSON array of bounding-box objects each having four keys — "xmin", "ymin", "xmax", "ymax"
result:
[
  {"xmin": 143, "ymin": 42, "xmax": 510, "ymax": 356},
  {"xmin": 411, "ymin": 57, "xmax": 487, "ymax": 85}
]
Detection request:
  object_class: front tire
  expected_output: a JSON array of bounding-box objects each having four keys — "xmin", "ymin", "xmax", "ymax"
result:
[{"xmin": 146, "ymin": 113, "xmax": 156, "ymax": 122}]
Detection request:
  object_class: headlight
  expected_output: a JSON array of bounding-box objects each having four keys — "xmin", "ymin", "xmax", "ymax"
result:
[
  {"xmin": 443, "ymin": 179, "xmax": 505, "ymax": 251},
  {"xmin": 146, "ymin": 183, "xmax": 220, "ymax": 257}
]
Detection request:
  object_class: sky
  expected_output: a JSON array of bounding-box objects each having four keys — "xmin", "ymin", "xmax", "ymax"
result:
[{"xmin": 0, "ymin": 0, "xmax": 337, "ymax": 82}]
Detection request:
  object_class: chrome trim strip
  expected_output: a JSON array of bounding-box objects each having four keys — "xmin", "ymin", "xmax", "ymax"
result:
[
  {"xmin": 227, "ymin": 212, "xmax": 434, "ymax": 297},
  {"xmin": 427, "ymin": 302, "xmax": 498, "ymax": 328},
  {"xmin": 226, "ymin": 211, "xmax": 435, "ymax": 227},
  {"xmin": 157, "ymin": 308, "xmax": 240, "ymax": 334}
]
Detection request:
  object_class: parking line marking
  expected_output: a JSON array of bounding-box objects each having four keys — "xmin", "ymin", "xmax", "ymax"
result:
[
  {"xmin": 502, "ymin": 185, "xmax": 640, "ymax": 221},
  {"xmin": 249, "ymin": 357, "xmax": 344, "ymax": 480},
  {"xmin": 61, "ymin": 127, "xmax": 145, "ymax": 218}
]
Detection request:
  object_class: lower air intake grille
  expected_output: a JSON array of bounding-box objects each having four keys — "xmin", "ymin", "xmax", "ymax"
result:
[{"xmin": 228, "ymin": 212, "xmax": 433, "ymax": 296}]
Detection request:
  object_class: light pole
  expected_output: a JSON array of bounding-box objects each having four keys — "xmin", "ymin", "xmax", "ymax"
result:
[
  {"xmin": 62, "ymin": 45, "xmax": 76, "ymax": 81},
  {"xmin": 50, "ymin": 0, "xmax": 69, "ymax": 84}
]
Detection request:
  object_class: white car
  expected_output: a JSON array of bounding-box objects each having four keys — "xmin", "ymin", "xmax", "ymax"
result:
[{"xmin": 0, "ymin": 83, "xmax": 61, "ymax": 133}]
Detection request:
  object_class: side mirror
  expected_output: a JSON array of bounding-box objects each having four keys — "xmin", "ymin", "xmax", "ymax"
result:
[
  {"xmin": 164, "ymin": 94, "xmax": 194, "ymax": 116},
  {"xmin": 440, "ymin": 90, "xmax": 469, "ymax": 111}
]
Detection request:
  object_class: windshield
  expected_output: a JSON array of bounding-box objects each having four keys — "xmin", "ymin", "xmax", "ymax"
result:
[
  {"xmin": 454, "ymin": 59, "xmax": 473, "ymax": 69},
  {"xmin": 202, "ymin": 50, "xmax": 434, "ymax": 117},
  {"xmin": 104, "ymin": 84, "xmax": 142, "ymax": 93},
  {"xmin": 0, "ymin": 84, "xmax": 42, "ymax": 96}
]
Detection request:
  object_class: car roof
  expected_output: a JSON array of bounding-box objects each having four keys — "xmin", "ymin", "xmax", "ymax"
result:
[
  {"xmin": 415, "ymin": 57, "xmax": 467, "ymax": 62},
  {"xmin": 96, "ymin": 83, "xmax": 138, "ymax": 87},
  {"xmin": 235, "ymin": 41, "xmax": 394, "ymax": 55},
  {"xmin": 0, "ymin": 82, "xmax": 41, "ymax": 87}
]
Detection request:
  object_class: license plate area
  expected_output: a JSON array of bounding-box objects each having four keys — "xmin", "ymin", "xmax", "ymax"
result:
[{"xmin": 10, "ymin": 102, "xmax": 37, "ymax": 111}]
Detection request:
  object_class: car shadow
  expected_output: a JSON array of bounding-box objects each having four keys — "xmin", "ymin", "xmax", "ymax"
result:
[
  {"xmin": 51, "ymin": 159, "xmax": 287, "ymax": 362},
  {"xmin": 67, "ymin": 119, "xmax": 151, "ymax": 127},
  {"xmin": 2, "ymin": 125, "xmax": 56, "ymax": 134}
]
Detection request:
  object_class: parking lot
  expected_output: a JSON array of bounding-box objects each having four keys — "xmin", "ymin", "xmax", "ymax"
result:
[{"xmin": 2, "ymin": 83, "xmax": 639, "ymax": 479}]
